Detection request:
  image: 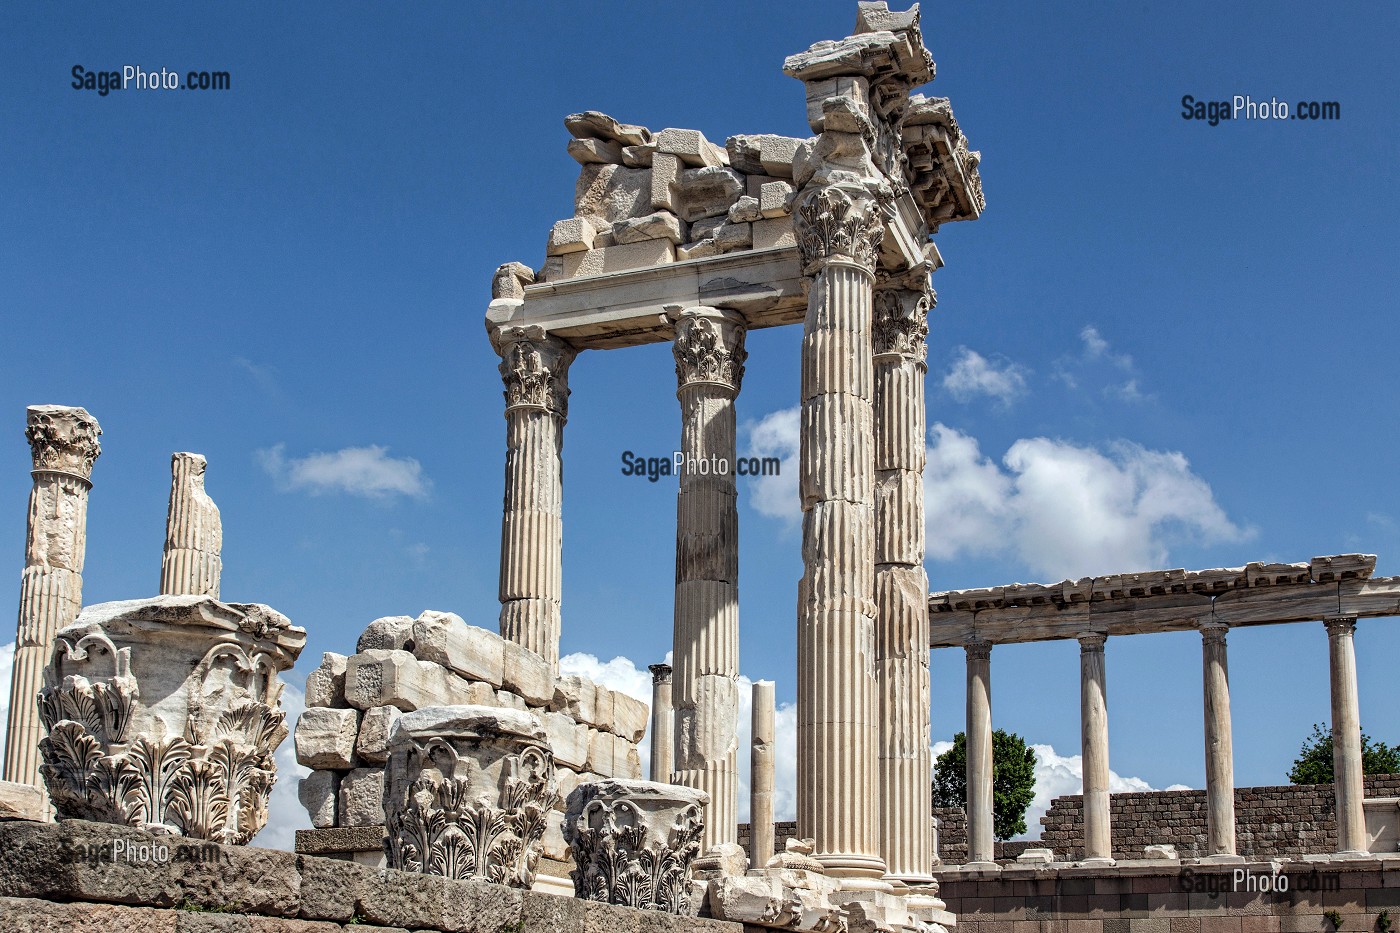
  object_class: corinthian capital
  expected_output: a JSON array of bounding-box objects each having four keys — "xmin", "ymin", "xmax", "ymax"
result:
[
  {"xmin": 872, "ymin": 284, "xmax": 931, "ymax": 365},
  {"xmin": 26, "ymin": 405, "xmax": 101, "ymax": 481},
  {"xmin": 496, "ymin": 326, "xmax": 577, "ymax": 418},
  {"xmin": 793, "ymin": 183, "xmax": 884, "ymax": 274},
  {"xmin": 671, "ymin": 307, "xmax": 747, "ymax": 394}
]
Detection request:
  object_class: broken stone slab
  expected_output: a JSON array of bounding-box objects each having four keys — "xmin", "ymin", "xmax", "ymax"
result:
[
  {"xmin": 543, "ymin": 710, "xmax": 589, "ymax": 770},
  {"xmin": 501, "ymin": 639, "xmax": 554, "ymax": 706},
  {"xmin": 612, "ymin": 210, "xmax": 685, "ymax": 245},
  {"xmin": 547, "ymin": 216, "xmax": 597, "ymax": 255},
  {"xmin": 708, "ymin": 872, "xmax": 845, "ymax": 930},
  {"xmin": 656, "ymin": 127, "xmax": 728, "ymax": 168},
  {"xmin": 678, "ymin": 239, "xmax": 721, "ymax": 261},
  {"xmin": 304, "ymin": 651, "xmax": 348, "ymax": 708},
  {"xmin": 611, "ymin": 692, "xmax": 649, "ymax": 743},
  {"xmin": 298, "ymin": 769, "xmax": 340, "ymax": 828},
  {"xmin": 353, "ymin": 704, "xmax": 401, "ymax": 765},
  {"xmin": 0, "ymin": 780, "xmax": 45, "ymax": 821},
  {"xmin": 676, "ymin": 166, "xmax": 746, "ymax": 222},
  {"xmin": 384, "ymin": 705, "xmax": 557, "ymax": 887},
  {"xmin": 725, "ymin": 134, "xmax": 804, "ymax": 178},
  {"xmin": 622, "ymin": 142, "xmax": 656, "ymax": 167},
  {"xmin": 409, "ymin": 610, "xmax": 505, "ymax": 686},
  {"xmin": 552, "ymin": 674, "xmax": 598, "ymax": 724},
  {"xmin": 541, "ymin": 238, "xmax": 675, "ymax": 281},
  {"xmin": 690, "ymin": 215, "xmax": 727, "ymax": 242},
  {"xmin": 753, "ymin": 216, "xmax": 797, "ymax": 251},
  {"xmin": 651, "ymin": 152, "xmax": 682, "ymax": 212},
  {"xmin": 574, "ymin": 163, "xmax": 652, "ymax": 229},
  {"xmin": 727, "ymin": 196, "xmax": 762, "ymax": 224},
  {"xmin": 294, "ymin": 706, "xmax": 359, "ymax": 770},
  {"xmin": 494, "ymin": 688, "xmax": 527, "ymax": 711},
  {"xmin": 782, "ymin": 32, "xmax": 903, "ymax": 83},
  {"xmin": 715, "ymin": 221, "xmax": 753, "ymax": 252},
  {"xmin": 564, "ymin": 778, "xmax": 709, "ymax": 914},
  {"xmin": 1016, "ymin": 847, "xmax": 1055, "ymax": 863},
  {"xmin": 339, "ymin": 766, "xmax": 384, "ymax": 827},
  {"xmin": 759, "ymin": 180, "xmax": 796, "ymax": 217},
  {"xmin": 567, "ymin": 136, "xmax": 624, "ymax": 165},
  {"xmin": 356, "ymin": 615, "xmax": 414, "ymax": 652},
  {"xmin": 565, "ymin": 110, "xmax": 652, "ymax": 147},
  {"xmin": 344, "ymin": 648, "xmax": 482, "ymax": 712},
  {"xmin": 1145, "ymin": 843, "xmax": 1179, "ymax": 859},
  {"xmin": 584, "ymin": 728, "xmax": 617, "ymax": 775}
]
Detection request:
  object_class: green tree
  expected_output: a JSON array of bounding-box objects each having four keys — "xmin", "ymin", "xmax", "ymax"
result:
[
  {"xmin": 1288, "ymin": 723, "xmax": 1400, "ymax": 785},
  {"xmin": 932, "ymin": 730, "xmax": 1038, "ymax": 840}
]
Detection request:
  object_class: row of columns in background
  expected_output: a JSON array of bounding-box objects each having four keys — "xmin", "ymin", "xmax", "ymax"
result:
[{"xmin": 961, "ymin": 616, "xmax": 1370, "ymax": 866}]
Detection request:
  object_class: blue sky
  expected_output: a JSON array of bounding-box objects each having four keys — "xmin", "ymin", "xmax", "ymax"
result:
[{"xmin": 2, "ymin": 2, "xmax": 1398, "ymax": 843}]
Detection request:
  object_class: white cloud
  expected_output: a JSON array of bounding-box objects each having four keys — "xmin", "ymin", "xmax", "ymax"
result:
[
  {"xmin": 258, "ymin": 443, "xmax": 430, "ymax": 499},
  {"xmin": 743, "ymin": 408, "xmax": 801, "ymax": 527},
  {"xmin": 251, "ymin": 679, "xmax": 311, "ymax": 851},
  {"xmin": 926, "ymin": 424, "xmax": 1251, "ymax": 579},
  {"xmin": 942, "ymin": 347, "xmax": 1028, "ymax": 406},
  {"xmin": 1057, "ymin": 326, "xmax": 1148, "ymax": 402}
]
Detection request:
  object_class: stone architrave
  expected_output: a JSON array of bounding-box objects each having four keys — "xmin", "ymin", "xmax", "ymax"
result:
[
  {"xmin": 793, "ymin": 179, "xmax": 888, "ymax": 884},
  {"xmin": 563, "ymin": 778, "xmax": 708, "ymax": 915},
  {"xmin": 669, "ymin": 304, "xmax": 746, "ymax": 852},
  {"xmin": 36, "ymin": 595, "xmax": 304, "ymax": 843},
  {"xmin": 383, "ymin": 704, "xmax": 559, "ymax": 887},
  {"xmin": 4, "ymin": 405, "xmax": 102, "ymax": 794},
  {"xmin": 750, "ymin": 680, "xmax": 776, "ymax": 867},
  {"xmin": 872, "ymin": 272, "xmax": 934, "ymax": 883},
  {"xmin": 649, "ymin": 663, "xmax": 674, "ymax": 783},
  {"xmin": 493, "ymin": 324, "xmax": 577, "ymax": 676},
  {"xmin": 160, "ymin": 452, "xmax": 222, "ymax": 599}
]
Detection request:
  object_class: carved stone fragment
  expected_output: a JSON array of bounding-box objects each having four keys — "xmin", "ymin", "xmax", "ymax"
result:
[{"xmin": 160, "ymin": 453, "xmax": 221, "ymax": 599}]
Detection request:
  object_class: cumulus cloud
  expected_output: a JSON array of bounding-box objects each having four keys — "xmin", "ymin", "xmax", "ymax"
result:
[
  {"xmin": 1056, "ymin": 326, "xmax": 1149, "ymax": 402},
  {"xmin": 926, "ymin": 423, "xmax": 1250, "ymax": 579},
  {"xmin": 942, "ymin": 347, "xmax": 1028, "ymax": 406},
  {"xmin": 743, "ymin": 408, "xmax": 801, "ymax": 528},
  {"xmin": 563, "ymin": 652, "xmax": 798, "ymax": 822},
  {"xmin": 251, "ymin": 679, "xmax": 312, "ymax": 851},
  {"xmin": 258, "ymin": 443, "xmax": 430, "ymax": 499}
]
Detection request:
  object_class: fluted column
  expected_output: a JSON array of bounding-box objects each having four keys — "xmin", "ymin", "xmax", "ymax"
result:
[
  {"xmin": 793, "ymin": 182, "xmax": 887, "ymax": 884},
  {"xmin": 670, "ymin": 305, "xmax": 746, "ymax": 852},
  {"xmin": 649, "ymin": 663, "xmax": 674, "ymax": 783},
  {"xmin": 872, "ymin": 274, "xmax": 934, "ymax": 883},
  {"xmin": 1326, "ymin": 616, "xmax": 1367, "ymax": 854},
  {"xmin": 964, "ymin": 639, "xmax": 995, "ymax": 867},
  {"xmin": 495, "ymin": 325, "xmax": 576, "ymax": 676},
  {"xmin": 1079, "ymin": 632, "xmax": 1112, "ymax": 864},
  {"xmin": 1200, "ymin": 621, "xmax": 1238, "ymax": 859},
  {"xmin": 160, "ymin": 452, "xmax": 221, "ymax": 598},
  {"xmin": 3, "ymin": 405, "xmax": 101, "ymax": 790},
  {"xmin": 751, "ymin": 680, "xmax": 776, "ymax": 868}
]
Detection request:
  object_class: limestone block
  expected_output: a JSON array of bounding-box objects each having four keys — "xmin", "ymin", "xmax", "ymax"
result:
[
  {"xmin": 304, "ymin": 651, "xmax": 348, "ymax": 708},
  {"xmin": 676, "ymin": 166, "xmax": 745, "ymax": 223},
  {"xmin": 678, "ymin": 239, "xmax": 721, "ymax": 261},
  {"xmin": 656, "ymin": 127, "xmax": 727, "ymax": 167},
  {"xmin": 690, "ymin": 215, "xmax": 727, "ymax": 242},
  {"xmin": 725, "ymin": 134, "xmax": 802, "ymax": 178},
  {"xmin": 555, "ymin": 767, "xmax": 583, "ymax": 807},
  {"xmin": 547, "ymin": 216, "xmax": 597, "ymax": 256},
  {"xmin": 621, "ymin": 142, "xmax": 655, "ymax": 167},
  {"xmin": 567, "ymin": 137, "xmax": 623, "ymax": 165},
  {"xmin": 651, "ymin": 152, "xmax": 682, "ymax": 212},
  {"xmin": 616, "ymin": 739, "xmax": 643, "ymax": 779},
  {"xmin": 714, "ymin": 222, "xmax": 752, "ymax": 252},
  {"xmin": 354, "ymin": 704, "xmax": 401, "ymax": 765},
  {"xmin": 339, "ymin": 766, "xmax": 384, "ymax": 827},
  {"xmin": 753, "ymin": 216, "xmax": 797, "ymax": 250},
  {"xmin": 585, "ymin": 729, "xmax": 617, "ymax": 775},
  {"xmin": 0, "ymin": 780, "xmax": 45, "ymax": 821},
  {"xmin": 544, "ymin": 710, "xmax": 590, "ymax": 769},
  {"xmin": 410, "ymin": 610, "xmax": 505, "ymax": 686},
  {"xmin": 542, "ymin": 809, "xmax": 569, "ymax": 862},
  {"xmin": 543, "ymin": 239, "xmax": 675, "ymax": 281},
  {"xmin": 709, "ymin": 873, "xmax": 844, "ymax": 929},
  {"xmin": 552, "ymin": 674, "xmax": 598, "ymax": 724},
  {"xmin": 502, "ymin": 639, "xmax": 554, "ymax": 706},
  {"xmin": 592, "ymin": 684, "xmax": 615, "ymax": 734},
  {"xmin": 611, "ymin": 693, "xmax": 649, "ymax": 743},
  {"xmin": 574, "ymin": 163, "xmax": 651, "ymax": 228},
  {"xmin": 565, "ymin": 110, "xmax": 652, "ymax": 147},
  {"xmin": 758, "ymin": 180, "xmax": 795, "ymax": 217},
  {"xmin": 294, "ymin": 707, "xmax": 360, "ymax": 769},
  {"xmin": 801, "ymin": 74, "xmax": 872, "ymax": 132},
  {"xmin": 727, "ymin": 196, "xmax": 762, "ymax": 223},
  {"xmin": 298, "ymin": 769, "xmax": 340, "ymax": 828},
  {"xmin": 356, "ymin": 615, "xmax": 414, "ymax": 652},
  {"xmin": 612, "ymin": 210, "xmax": 684, "ymax": 245},
  {"xmin": 345, "ymin": 648, "xmax": 480, "ymax": 712}
]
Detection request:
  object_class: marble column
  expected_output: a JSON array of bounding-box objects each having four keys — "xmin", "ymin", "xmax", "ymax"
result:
[
  {"xmin": 1078, "ymin": 632, "xmax": 1112, "ymax": 864},
  {"xmin": 751, "ymin": 679, "xmax": 776, "ymax": 868},
  {"xmin": 160, "ymin": 452, "xmax": 221, "ymax": 598},
  {"xmin": 649, "ymin": 663, "xmax": 674, "ymax": 783},
  {"xmin": 1199, "ymin": 621, "xmax": 1238, "ymax": 859},
  {"xmin": 1325, "ymin": 616, "xmax": 1367, "ymax": 854},
  {"xmin": 495, "ymin": 325, "xmax": 576, "ymax": 676},
  {"xmin": 964, "ymin": 639, "xmax": 995, "ymax": 867},
  {"xmin": 793, "ymin": 182, "xmax": 887, "ymax": 884},
  {"xmin": 671, "ymin": 305, "xmax": 746, "ymax": 852},
  {"xmin": 872, "ymin": 275, "xmax": 935, "ymax": 883},
  {"xmin": 3, "ymin": 405, "xmax": 101, "ymax": 790}
]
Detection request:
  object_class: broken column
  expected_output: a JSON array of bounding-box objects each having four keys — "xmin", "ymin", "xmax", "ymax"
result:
[
  {"xmin": 493, "ymin": 324, "xmax": 577, "ymax": 676},
  {"xmin": 383, "ymin": 705, "xmax": 559, "ymax": 886},
  {"xmin": 3, "ymin": 405, "xmax": 101, "ymax": 793},
  {"xmin": 1079, "ymin": 632, "xmax": 1112, "ymax": 865},
  {"xmin": 750, "ymin": 679, "xmax": 776, "ymax": 867},
  {"xmin": 1199, "ymin": 621, "xmax": 1238, "ymax": 859},
  {"xmin": 793, "ymin": 181, "xmax": 887, "ymax": 883},
  {"xmin": 670, "ymin": 305, "xmax": 745, "ymax": 852},
  {"xmin": 160, "ymin": 452, "xmax": 222, "ymax": 598},
  {"xmin": 873, "ymin": 276, "xmax": 935, "ymax": 883},
  {"xmin": 649, "ymin": 662, "xmax": 674, "ymax": 783},
  {"xmin": 1326, "ymin": 615, "xmax": 1367, "ymax": 854}
]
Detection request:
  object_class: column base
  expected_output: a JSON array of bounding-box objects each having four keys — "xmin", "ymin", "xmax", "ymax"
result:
[
  {"xmin": 1333, "ymin": 849, "xmax": 1373, "ymax": 860},
  {"xmin": 1197, "ymin": 853, "xmax": 1245, "ymax": 864},
  {"xmin": 817, "ymin": 852, "xmax": 894, "ymax": 891}
]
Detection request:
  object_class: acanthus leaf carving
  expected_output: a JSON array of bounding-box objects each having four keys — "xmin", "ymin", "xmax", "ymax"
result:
[
  {"xmin": 793, "ymin": 183, "xmax": 884, "ymax": 274},
  {"xmin": 672, "ymin": 313, "xmax": 747, "ymax": 393},
  {"xmin": 498, "ymin": 329, "xmax": 576, "ymax": 418}
]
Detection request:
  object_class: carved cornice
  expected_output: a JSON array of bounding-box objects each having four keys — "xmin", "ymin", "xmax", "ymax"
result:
[
  {"xmin": 26, "ymin": 405, "xmax": 101, "ymax": 481},
  {"xmin": 497, "ymin": 325, "xmax": 576, "ymax": 418},
  {"xmin": 672, "ymin": 309, "xmax": 746, "ymax": 394},
  {"xmin": 793, "ymin": 183, "xmax": 884, "ymax": 275}
]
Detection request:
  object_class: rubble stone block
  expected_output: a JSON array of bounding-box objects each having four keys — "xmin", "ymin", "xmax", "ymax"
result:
[
  {"xmin": 544, "ymin": 239, "xmax": 675, "ymax": 281},
  {"xmin": 753, "ymin": 216, "xmax": 797, "ymax": 251},
  {"xmin": 303, "ymin": 652, "xmax": 348, "ymax": 709},
  {"xmin": 565, "ymin": 110, "xmax": 652, "ymax": 147},
  {"xmin": 574, "ymin": 163, "xmax": 651, "ymax": 228},
  {"xmin": 544, "ymin": 711, "xmax": 590, "ymax": 769},
  {"xmin": 547, "ymin": 217, "xmax": 598, "ymax": 256},
  {"xmin": 715, "ymin": 222, "xmax": 753, "ymax": 252},
  {"xmin": 294, "ymin": 708, "xmax": 359, "ymax": 771},
  {"xmin": 338, "ymin": 767, "xmax": 384, "ymax": 827},
  {"xmin": 356, "ymin": 615, "xmax": 414, "ymax": 653},
  {"xmin": 552, "ymin": 675, "xmax": 598, "ymax": 724},
  {"xmin": 298, "ymin": 770, "xmax": 340, "ymax": 828},
  {"xmin": 353, "ymin": 705, "xmax": 401, "ymax": 765},
  {"xmin": 502, "ymin": 640, "xmax": 554, "ymax": 706},
  {"xmin": 621, "ymin": 142, "xmax": 656, "ymax": 167},
  {"xmin": 678, "ymin": 239, "xmax": 721, "ymax": 261},
  {"xmin": 725, "ymin": 133, "xmax": 803, "ymax": 178},
  {"xmin": 585, "ymin": 729, "xmax": 617, "ymax": 775},
  {"xmin": 676, "ymin": 166, "xmax": 745, "ymax": 223},
  {"xmin": 409, "ymin": 611, "xmax": 505, "ymax": 686},
  {"xmin": 344, "ymin": 648, "xmax": 480, "ymax": 712},
  {"xmin": 656, "ymin": 127, "xmax": 727, "ymax": 167},
  {"xmin": 758, "ymin": 180, "xmax": 795, "ymax": 217},
  {"xmin": 727, "ymin": 196, "xmax": 762, "ymax": 223},
  {"xmin": 567, "ymin": 137, "xmax": 624, "ymax": 165},
  {"xmin": 612, "ymin": 211, "xmax": 685, "ymax": 245},
  {"xmin": 650, "ymin": 152, "xmax": 682, "ymax": 212},
  {"xmin": 611, "ymin": 693, "xmax": 649, "ymax": 743}
]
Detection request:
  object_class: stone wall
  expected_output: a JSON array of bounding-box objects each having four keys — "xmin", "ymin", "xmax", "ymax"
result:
[
  {"xmin": 1038, "ymin": 775, "xmax": 1400, "ymax": 861},
  {"xmin": 0, "ymin": 818, "xmax": 738, "ymax": 933},
  {"xmin": 294, "ymin": 610, "xmax": 647, "ymax": 868}
]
